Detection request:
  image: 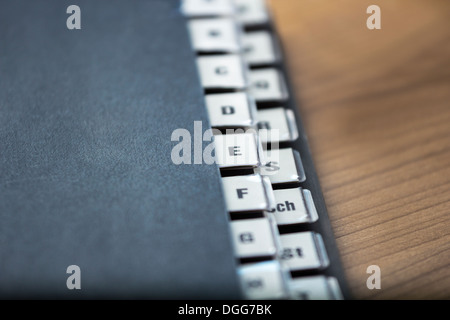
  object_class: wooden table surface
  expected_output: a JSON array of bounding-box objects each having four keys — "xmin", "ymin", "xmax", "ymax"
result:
[{"xmin": 269, "ymin": 0, "xmax": 450, "ymax": 299}]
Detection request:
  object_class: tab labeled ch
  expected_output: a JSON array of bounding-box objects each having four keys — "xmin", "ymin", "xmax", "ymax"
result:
[{"xmin": 269, "ymin": 188, "xmax": 318, "ymax": 225}]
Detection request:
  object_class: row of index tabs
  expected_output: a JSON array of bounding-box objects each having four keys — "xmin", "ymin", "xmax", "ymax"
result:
[
  {"xmin": 182, "ymin": 0, "xmax": 271, "ymax": 26},
  {"xmin": 181, "ymin": 0, "xmax": 343, "ymax": 300}
]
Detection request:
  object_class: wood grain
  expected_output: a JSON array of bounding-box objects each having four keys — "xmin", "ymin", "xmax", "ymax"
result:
[{"xmin": 268, "ymin": 0, "xmax": 450, "ymax": 299}]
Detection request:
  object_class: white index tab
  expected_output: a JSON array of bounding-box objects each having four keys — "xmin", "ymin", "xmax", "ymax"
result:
[
  {"xmin": 258, "ymin": 148, "xmax": 306, "ymax": 185},
  {"xmin": 242, "ymin": 31, "xmax": 279, "ymax": 65},
  {"xmin": 231, "ymin": 218, "xmax": 277, "ymax": 258},
  {"xmin": 214, "ymin": 133, "xmax": 260, "ymax": 168},
  {"xmin": 221, "ymin": 174, "xmax": 273, "ymax": 212},
  {"xmin": 238, "ymin": 261, "xmax": 288, "ymax": 299},
  {"xmin": 269, "ymin": 188, "xmax": 318, "ymax": 225},
  {"xmin": 289, "ymin": 276, "xmax": 344, "ymax": 300},
  {"xmin": 181, "ymin": 0, "xmax": 235, "ymax": 17},
  {"xmin": 205, "ymin": 92, "xmax": 256, "ymax": 128},
  {"xmin": 249, "ymin": 68, "xmax": 288, "ymax": 102},
  {"xmin": 234, "ymin": 0, "xmax": 270, "ymax": 26},
  {"xmin": 257, "ymin": 107, "xmax": 299, "ymax": 143},
  {"xmin": 188, "ymin": 18, "xmax": 241, "ymax": 53},
  {"xmin": 197, "ymin": 55, "xmax": 247, "ymax": 90},
  {"xmin": 280, "ymin": 232, "xmax": 329, "ymax": 272}
]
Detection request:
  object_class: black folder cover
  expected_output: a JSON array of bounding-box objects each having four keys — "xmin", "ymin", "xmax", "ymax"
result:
[{"xmin": 0, "ymin": 0, "xmax": 241, "ymax": 298}]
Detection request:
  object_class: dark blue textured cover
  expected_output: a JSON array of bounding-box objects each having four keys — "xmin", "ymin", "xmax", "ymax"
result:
[{"xmin": 0, "ymin": 0, "xmax": 241, "ymax": 298}]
